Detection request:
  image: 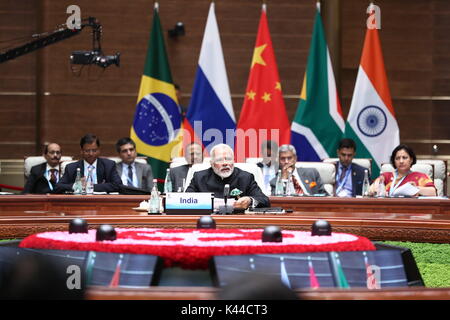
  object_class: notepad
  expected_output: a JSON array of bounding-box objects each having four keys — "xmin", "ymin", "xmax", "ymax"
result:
[{"xmin": 390, "ymin": 183, "xmax": 419, "ymax": 197}]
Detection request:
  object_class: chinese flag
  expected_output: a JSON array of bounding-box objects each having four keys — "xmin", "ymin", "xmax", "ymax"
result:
[{"xmin": 235, "ymin": 4, "xmax": 290, "ymax": 162}]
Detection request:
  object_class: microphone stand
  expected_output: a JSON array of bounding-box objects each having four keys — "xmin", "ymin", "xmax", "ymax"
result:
[{"xmin": 219, "ymin": 184, "xmax": 233, "ymax": 215}]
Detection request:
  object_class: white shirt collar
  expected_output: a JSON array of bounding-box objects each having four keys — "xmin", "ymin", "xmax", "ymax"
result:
[
  {"xmin": 46, "ymin": 163, "xmax": 59, "ymax": 172},
  {"xmin": 262, "ymin": 161, "xmax": 277, "ymax": 169},
  {"xmin": 122, "ymin": 162, "xmax": 135, "ymax": 169},
  {"xmin": 84, "ymin": 159, "xmax": 97, "ymax": 169}
]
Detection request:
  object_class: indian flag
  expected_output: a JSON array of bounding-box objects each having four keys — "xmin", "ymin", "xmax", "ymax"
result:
[
  {"xmin": 290, "ymin": 3, "xmax": 344, "ymax": 161},
  {"xmin": 344, "ymin": 4, "xmax": 399, "ymax": 177}
]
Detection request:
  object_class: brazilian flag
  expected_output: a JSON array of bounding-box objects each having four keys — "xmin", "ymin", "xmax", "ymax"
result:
[{"xmin": 131, "ymin": 3, "xmax": 183, "ymax": 190}]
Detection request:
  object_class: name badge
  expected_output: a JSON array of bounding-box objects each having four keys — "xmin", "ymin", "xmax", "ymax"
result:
[{"xmin": 164, "ymin": 192, "xmax": 213, "ymax": 214}]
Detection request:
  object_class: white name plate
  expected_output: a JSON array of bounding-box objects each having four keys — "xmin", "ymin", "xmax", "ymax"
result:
[{"xmin": 165, "ymin": 192, "xmax": 213, "ymax": 210}]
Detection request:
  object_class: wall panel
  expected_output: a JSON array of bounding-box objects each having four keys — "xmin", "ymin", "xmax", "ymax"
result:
[{"xmin": 0, "ymin": 0, "xmax": 448, "ymax": 164}]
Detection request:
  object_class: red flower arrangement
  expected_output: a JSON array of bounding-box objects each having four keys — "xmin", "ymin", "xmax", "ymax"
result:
[{"xmin": 20, "ymin": 228, "xmax": 375, "ymax": 270}]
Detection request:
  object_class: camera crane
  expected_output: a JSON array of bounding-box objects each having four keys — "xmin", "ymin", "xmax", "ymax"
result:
[{"xmin": 0, "ymin": 17, "xmax": 119, "ymax": 68}]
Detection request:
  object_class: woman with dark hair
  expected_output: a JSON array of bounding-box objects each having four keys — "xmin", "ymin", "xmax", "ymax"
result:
[{"xmin": 369, "ymin": 144, "xmax": 436, "ymax": 197}]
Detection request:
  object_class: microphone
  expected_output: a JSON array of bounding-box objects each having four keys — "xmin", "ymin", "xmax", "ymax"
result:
[
  {"xmin": 223, "ymin": 184, "xmax": 230, "ymax": 206},
  {"xmin": 219, "ymin": 184, "xmax": 232, "ymax": 215}
]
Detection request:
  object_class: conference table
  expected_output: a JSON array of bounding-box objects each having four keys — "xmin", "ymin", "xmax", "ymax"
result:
[
  {"xmin": 0, "ymin": 195, "xmax": 449, "ymax": 242},
  {"xmin": 1, "ymin": 194, "xmax": 450, "ymax": 299}
]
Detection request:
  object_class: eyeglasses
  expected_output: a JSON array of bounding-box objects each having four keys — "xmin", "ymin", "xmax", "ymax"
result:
[{"xmin": 47, "ymin": 151, "xmax": 61, "ymax": 155}]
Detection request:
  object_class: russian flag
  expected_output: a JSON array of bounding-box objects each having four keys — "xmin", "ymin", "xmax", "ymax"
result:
[{"xmin": 184, "ymin": 2, "xmax": 235, "ymax": 153}]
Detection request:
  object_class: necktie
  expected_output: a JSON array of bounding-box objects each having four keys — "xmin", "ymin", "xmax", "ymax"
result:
[
  {"xmin": 88, "ymin": 165, "xmax": 94, "ymax": 183},
  {"xmin": 339, "ymin": 166, "xmax": 348, "ymax": 183},
  {"xmin": 127, "ymin": 165, "xmax": 134, "ymax": 187},
  {"xmin": 291, "ymin": 175, "xmax": 304, "ymax": 195},
  {"xmin": 49, "ymin": 169, "xmax": 58, "ymax": 184}
]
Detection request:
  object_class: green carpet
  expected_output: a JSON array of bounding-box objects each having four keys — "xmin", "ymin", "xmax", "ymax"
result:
[{"xmin": 381, "ymin": 241, "xmax": 450, "ymax": 288}]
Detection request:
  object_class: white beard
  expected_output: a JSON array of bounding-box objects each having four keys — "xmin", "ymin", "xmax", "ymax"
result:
[{"xmin": 213, "ymin": 165, "xmax": 234, "ymax": 179}]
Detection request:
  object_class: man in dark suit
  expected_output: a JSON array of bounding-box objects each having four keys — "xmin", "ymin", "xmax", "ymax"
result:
[
  {"xmin": 270, "ymin": 144, "xmax": 326, "ymax": 195},
  {"xmin": 22, "ymin": 143, "xmax": 62, "ymax": 194},
  {"xmin": 169, "ymin": 142, "xmax": 203, "ymax": 192},
  {"xmin": 115, "ymin": 137, "xmax": 153, "ymax": 191},
  {"xmin": 256, "ymin": 140, "xmax": 279, "ymax": 195},
  {"xmin": 55, "ymin": 134, "xmax": 122, "ymax": 194},
  {"xmin": 335, "ymin": 138, "xmax": 368, "ymax": 197},
  {"xmin": 186, "ymin": 144, "xmax": 270, "ymax": 209}
]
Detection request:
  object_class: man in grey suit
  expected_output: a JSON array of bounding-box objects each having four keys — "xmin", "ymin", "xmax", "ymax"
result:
[
  {"xmin": 270, "ymin": 144, "xmax": 326, "ymax": 195},
  {"xmin": 169, "ymin": 142, "xmax": 203, "ymax": 192},
  {"xmin": 115, "ymin": 137, "xmax": 153, "ymax": 191}
]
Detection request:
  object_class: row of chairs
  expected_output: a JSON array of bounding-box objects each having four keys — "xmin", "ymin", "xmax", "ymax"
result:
[{"xmin": 24, "ymin": 156, "xmax": 447, "ymax": 196}]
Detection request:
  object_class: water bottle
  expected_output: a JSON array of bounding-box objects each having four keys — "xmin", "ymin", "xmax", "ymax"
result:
[
  {"xmin": 149, "ymin": 178, "xmax": 160, "ymax": 214},
  {"xmin": 73, "ymin": 168, "xmax": 82, "ymax": 194},
  {"xmin": 86, "ymin": 166, "xmax": 94, "ymax": 194},
  {"xmin": 163, "ymin": 168, "xmax": 172, "ymax": 194},
  {"xmin": 377, "ymin": 176, "xmax": 386, "ymax": 198},
  {"xmin": 275, "ymin": 169, "xmax": 284, "ymax": 196},
  {"xmin": 362, "ymin": 169, "xmax": 370, "ymax": 197},
  {"xmin": 287, "ymin": 174, "xmax": 295, "ymax": 196}
]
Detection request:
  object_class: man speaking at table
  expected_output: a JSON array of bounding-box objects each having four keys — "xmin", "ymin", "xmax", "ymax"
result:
[
  {"xmin": 185, "ymin": 144, "xmax": 270, "ymax": 210},
  {"xmin": 55, "ymin": 134, "xmax": 122, "ymax": 194}
]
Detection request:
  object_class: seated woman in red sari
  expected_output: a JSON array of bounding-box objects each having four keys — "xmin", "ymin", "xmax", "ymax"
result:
[{"xmin": 369, "ymin": 144, "xmax": 436, "ymax": 197}]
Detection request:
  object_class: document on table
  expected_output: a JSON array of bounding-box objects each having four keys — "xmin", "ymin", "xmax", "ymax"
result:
[
  {"xmin": 391, "ymin": 183, "xmax": 419, "ymax": 197},
  {"xmin": 418, "ymin": 196, "xmax": 449, "ymax": 200}
]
